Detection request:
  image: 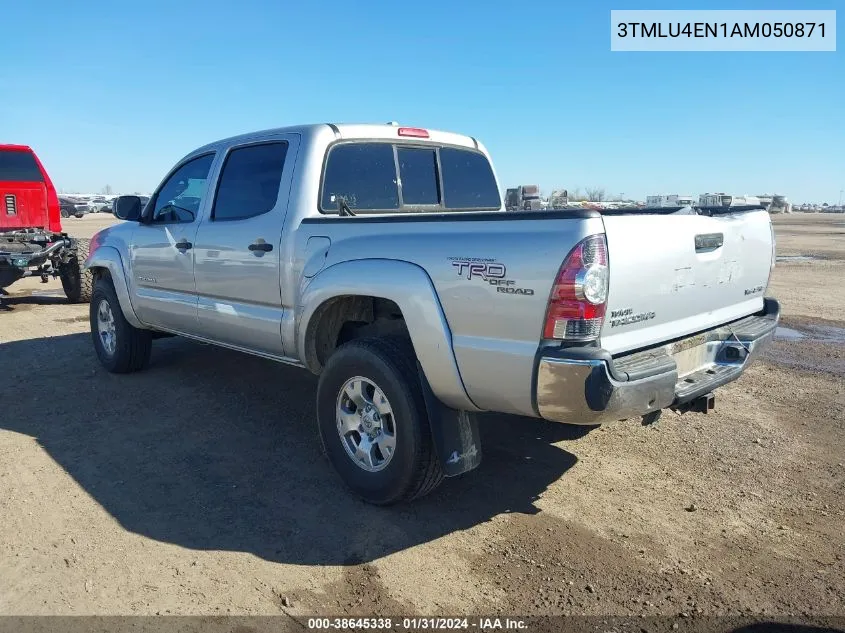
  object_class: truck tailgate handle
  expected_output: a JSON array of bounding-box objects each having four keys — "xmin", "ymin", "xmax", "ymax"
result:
[
  {"xmin": 695, "ymin": 233, "xmax": 724, "ymax": 252},
  {"xmin": 248, "ymin": 239, "xmax": 273, "ymax": 253}
]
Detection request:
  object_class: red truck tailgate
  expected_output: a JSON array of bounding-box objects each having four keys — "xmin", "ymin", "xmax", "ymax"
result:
[
  {"xmin": 0, "ymin": 145, "xmax": 62, "ymax": 233},
  {"xmin": 1, "ymin": 181, "xmax": 50, "ymax": 230}
]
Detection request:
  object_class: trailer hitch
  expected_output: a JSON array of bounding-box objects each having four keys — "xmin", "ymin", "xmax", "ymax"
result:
[{"xmin": 671, "ymin": 392, "xmax": 716, "ymax": 415}]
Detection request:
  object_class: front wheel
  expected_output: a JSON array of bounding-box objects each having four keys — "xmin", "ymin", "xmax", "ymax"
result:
[
  {"xmin": 90, "ymin": 277, "xmax": 152, "ymax": 373},
  {"xmin": 316, "ymin": 337, "xmax": 443, "ymax": 505}
]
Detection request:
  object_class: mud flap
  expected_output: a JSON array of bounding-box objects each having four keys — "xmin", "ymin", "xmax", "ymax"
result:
[{"xmin": 417, "ymin": 362, "xmax": 482, "ymax": 477}]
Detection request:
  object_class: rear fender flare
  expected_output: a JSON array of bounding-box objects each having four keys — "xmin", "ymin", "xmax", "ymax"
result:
[
  {"xmin": 84, "ymin": 245, "xmax": 145, "ymax": 329},
  {"xmin": 297, "ymin": 259, "xmax": 479, "ymax": 412}
]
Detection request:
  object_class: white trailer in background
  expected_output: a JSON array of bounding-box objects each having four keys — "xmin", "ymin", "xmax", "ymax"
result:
[
  {"xmin": 646, "ymin": 194, "xmax": 695, "ymax": 207},
  {"xmin": 758, "ymin": 194, "xmax": 792, "ymax": 214},
  {"xmin": 699, "ymin": 193, "xmax": 762, "ymax": 208}
]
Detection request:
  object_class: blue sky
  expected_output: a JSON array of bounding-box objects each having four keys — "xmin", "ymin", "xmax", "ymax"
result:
[{"xmin": 1, "ymin": 0, "xmax": 842, "ymax": 203}]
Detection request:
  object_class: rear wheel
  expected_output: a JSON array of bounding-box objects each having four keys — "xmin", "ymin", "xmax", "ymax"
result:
[
  {"xmin": 59, "ymin": 238, "xmax": 93, "ymax": 303},
  {"xmin": 316, "ymin": 337, "xmax": 443, "ymax": 505},
  {"xmin": 61, "ymin": 209, "xmax": 70, "ymax": 218},
  {"xmin": 90, "ymin": 276, "xmax": 152, "ymax": 373}
]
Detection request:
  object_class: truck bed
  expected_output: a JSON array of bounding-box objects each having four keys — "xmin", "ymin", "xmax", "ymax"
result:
[{"xmin": 299, "ymin": 206, "xmax": 775, "ymax": 417}]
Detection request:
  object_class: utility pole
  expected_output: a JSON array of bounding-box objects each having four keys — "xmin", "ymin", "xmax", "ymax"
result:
[{"xmin": 839, "ymin": 189, "xmax": 843, "ymax": 207}]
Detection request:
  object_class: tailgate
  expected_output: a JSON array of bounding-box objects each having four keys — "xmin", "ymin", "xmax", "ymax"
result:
[
  {"xmin": 0, "ymin": 181, "xmax": 49, "ymax": 229},
  {"xmin": 600, "ymin": 209, "xmax": 774, "ymax": 355}
]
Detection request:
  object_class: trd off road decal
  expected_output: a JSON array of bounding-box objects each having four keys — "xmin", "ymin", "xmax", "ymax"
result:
[{"xmin": 447, "ymin": 257, "xmax": 534, "ymax": 296}]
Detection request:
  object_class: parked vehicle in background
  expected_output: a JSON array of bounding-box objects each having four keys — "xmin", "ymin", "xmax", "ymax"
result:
[
  {"xmin": 58, "ymin": 196, "xmax": 89, "ymax": 218},
  {"xmin": 548, "ymin": 189, "xmax": 569, "ymax": 209},
  {"xmin": 646, "ymin": 194, "xmax": 695, "ymax": 208},
  {"xmin": 59, "ymin": 197, "xmax": 80, "ymax": 218},
  {"xmin": 699, "ymin": 193, "xmax": 762, "ymax": 208},
  {"xmin": 0, "ymin": 144, "xmax": 93, "ymax": 303},
  {"xmin": 768, "ymin": 195, "xmax": 792, "ymax": 214},
  {"xmin": 699, "ymin": 193, "xmax": 732, "ymax": 207},
  {"xmin": 86, "ymin": 123, "xmax": 780, "ymax": 505},
  {"xmin": 505, "ymin": 184, "xmax": 543, "ymax": 210},
  {"xmin": 87, "ymin": 196, "xmax": 112, "ymax": 213},
  {"xmin": 755, "ymin": 194, "xmax": 792, "ymax": 213}
]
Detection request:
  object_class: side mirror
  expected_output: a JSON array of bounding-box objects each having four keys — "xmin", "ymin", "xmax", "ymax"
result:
[{"xmin": 113, "ymin": 196, "xmax": 143, "ymax": 222}]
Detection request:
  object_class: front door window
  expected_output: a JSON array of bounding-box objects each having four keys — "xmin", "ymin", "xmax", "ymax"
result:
[{"xmin": 149, "ymin": 154, "xmax": 215, "ymax": 224}]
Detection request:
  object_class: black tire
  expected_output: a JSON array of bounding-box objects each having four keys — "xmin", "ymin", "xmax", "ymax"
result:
[
  {"xmin": 316, "ymin": 337, "xmax": 443, "ymax": 505},
  {"xmin": 90, "ymin": 276, "xmax": 152, "ymax": 373},
  {"xmin": 74, "ymin": 213, "xmax": 83, "ymax": 218},
  {"xmin": 59, "ymin": 238, "xmax": 93, "ymax": 303},
  {"xmin": 61, "ymin": 209, "xmax": 70, "ymax": 218}
]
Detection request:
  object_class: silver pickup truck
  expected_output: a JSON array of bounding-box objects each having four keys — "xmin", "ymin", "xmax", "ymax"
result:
[{"xmin": 86, "ymin": 123, "xmax": 781, "ymax": 504}]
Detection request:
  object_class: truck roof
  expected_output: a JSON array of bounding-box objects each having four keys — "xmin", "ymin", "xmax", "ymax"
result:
[
  {"xmin": 190, "ymin": 123, "xmax": 481, "ymax": 158},
  {"xmin": 0, "ymin": 144, "xmax": 35, "ymax": 152}
]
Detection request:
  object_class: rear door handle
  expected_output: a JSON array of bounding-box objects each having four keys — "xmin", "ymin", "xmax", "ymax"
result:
[
  {"xmin": 175, "ymin": 239, "xmax": 193, "ymax": 251},
  {"xmin": 248, "ymin": 239, "xmax": 273, "ymax": 253}
]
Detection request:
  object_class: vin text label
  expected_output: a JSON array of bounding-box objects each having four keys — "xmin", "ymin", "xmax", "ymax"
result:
[{"xmin": 611, "ymin": 10, "xmax": 835, "ymax": 51}]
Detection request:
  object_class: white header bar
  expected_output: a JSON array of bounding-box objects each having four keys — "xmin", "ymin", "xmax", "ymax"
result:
[{"xmin": 611, "ymin": 10, "xmax": 836, "ymax": 51}]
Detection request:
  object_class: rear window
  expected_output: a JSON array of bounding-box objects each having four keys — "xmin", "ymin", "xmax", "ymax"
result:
[
  {"xmin": 320, "ymin": 142, "xmax": 500, "ymax": 213},
  {"xmin": 0, "ymin": 150, "xmax": 44, "ymax": 182},
  {"xmin": 439, "ymin": 147, "xmax": 500, "ymax": 209},
  {"xmin": 321, "ymin": 143, "xmax": 399, "ymax": 212},
  {"xmin": 397, "ymin": 147, "xmax": 439, "ymax": 205}
]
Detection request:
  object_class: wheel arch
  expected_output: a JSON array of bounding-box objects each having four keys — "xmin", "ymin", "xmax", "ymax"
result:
[
  {"xmin": 84, "ymin": 245, "xmax": 146, "ymax": 329},
  {"xmin": 297, "ymin": 259, "xmax": 479, "ymax": 412}
]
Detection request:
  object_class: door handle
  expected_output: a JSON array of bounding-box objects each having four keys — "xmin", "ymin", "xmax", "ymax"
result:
[
  {"xmin": 248, "ymin": 239, "xmax": 273, "ymax": 253},
  {"xmin": 175, "ymin": 239, "xmax": 193, "ymax": 251}
]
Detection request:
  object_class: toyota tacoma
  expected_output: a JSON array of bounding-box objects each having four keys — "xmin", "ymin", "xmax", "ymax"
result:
[{"xmin": 84, "ymin": 123, "xmax": 780, "ymax": 504}]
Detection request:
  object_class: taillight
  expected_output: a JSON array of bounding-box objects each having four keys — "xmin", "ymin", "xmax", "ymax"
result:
[
  {"xmin": 543, "ymin": 234, "xmax": 609, "ymax": 341},
  {"xmin": 767, "ymin": 221, "xmax": 776, "ymax": 290}
]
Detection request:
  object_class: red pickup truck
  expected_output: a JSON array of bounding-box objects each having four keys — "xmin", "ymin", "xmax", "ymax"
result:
[{"xmin": 0, "ymin": 144, "xmax": 92, "ymax": 304}]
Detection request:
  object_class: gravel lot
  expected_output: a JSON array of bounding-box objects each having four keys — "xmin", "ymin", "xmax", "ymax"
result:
[{"xmin": 0, "ymin": 213, "xmax": 842, "ymax": 622}]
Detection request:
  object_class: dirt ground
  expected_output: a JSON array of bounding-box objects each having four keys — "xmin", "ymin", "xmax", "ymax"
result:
[{"xmin": 0, "ymin": 213, "xmax": 842, "ymax": 623}]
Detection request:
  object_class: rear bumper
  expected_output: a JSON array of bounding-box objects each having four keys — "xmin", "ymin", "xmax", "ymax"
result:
[
  {"xmin": 0, "ymin": 251, "xmax": 41, "ymax": 267},
  {"xmin": 536, "ymin": 298, "xmax": 781, "ymax": 425},
  {"xmin": 0, "ymin": 238, "xmax": 71, "ymax": 269}
]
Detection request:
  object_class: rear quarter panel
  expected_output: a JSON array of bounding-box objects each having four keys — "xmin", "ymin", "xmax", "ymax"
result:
[{"xmin": 295, "ymin": 213, "xmax": 604, "ymax": 416}]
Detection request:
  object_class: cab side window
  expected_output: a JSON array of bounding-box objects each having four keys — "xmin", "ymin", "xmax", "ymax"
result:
[{"xmin": 150, "ymin": 153, "xmax": 215, "ymax": 224}]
